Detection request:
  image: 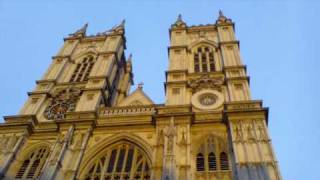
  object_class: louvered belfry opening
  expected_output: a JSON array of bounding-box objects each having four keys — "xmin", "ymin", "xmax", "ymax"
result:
[
  {"xmin": 220, "ymin": 152, "xmax": 229, "ymax": 170},
  {"xmin": 196, "ymin": 153, "xmax": 205, "ymax": 171},
  {"xmin": 193, "ymin": 46, "xmax": 215, "ymax": 73},
  {"xmin": 70, "ymin": 55, "xmax": 95, "ymax": 82},
  {"xmin": 15, "ymin": 147, "xmax": 50, "ymax": 179}
]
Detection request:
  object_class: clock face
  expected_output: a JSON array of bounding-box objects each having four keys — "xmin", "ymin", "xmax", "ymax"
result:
[
  {"xmin": 44, "ymin": 100, "xmax": 75, "ymax": 120},
  {"xmin": 191, "ymin": 89, "xmax": 224, "ymax": 110},
  {"xmin": 199, "ymin": 93, "xmax": 217, "ymax": 106}
]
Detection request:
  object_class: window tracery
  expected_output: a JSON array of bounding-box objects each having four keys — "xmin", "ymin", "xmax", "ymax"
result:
[
  {"xmin": 15, "ymin": 146, "xmax": 50, "ymax": 179},
  {"xmin": 195, "ymin": 135, "xmax": 230, "ymax": 174},
  {"xmin": 193, "ymin": 46, "xmax": 215, "ymax": 73},
  {"xmin": 83, "ymin": 142, "xmax": 151, "ymax": 180},
  {"xmin": 70, "ymin": 55, "xmax": 95, "ymax": 82}
]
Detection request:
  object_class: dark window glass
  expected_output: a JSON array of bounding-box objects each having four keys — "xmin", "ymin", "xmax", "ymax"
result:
[
  {"xmin": 208, "ymin": 152, "xmax": 217, "ymax": 171},
  {"xmin": 125, "ymin": 149, "xmax": 134, "ymax": 172},
  {"xmin": 220, "ymin": 152, "xmax": 229, "ymax": 170},
  {"xmin": 107, "ymin": 149, "xmax": 117, "ymax": 173},
  {"xmin": 196, "ymin": 153, "xmax": 205, "ymax": 171}
]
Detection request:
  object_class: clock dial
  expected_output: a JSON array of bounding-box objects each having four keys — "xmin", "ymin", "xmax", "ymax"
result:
[{"xmin": 44, "ymin": 100, "xmax": 75, "ymax": 120}]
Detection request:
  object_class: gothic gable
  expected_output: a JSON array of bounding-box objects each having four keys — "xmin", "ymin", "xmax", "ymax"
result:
[{"xmin": 118, "ymin": 87, "xmax": 154, "ymax": 106}]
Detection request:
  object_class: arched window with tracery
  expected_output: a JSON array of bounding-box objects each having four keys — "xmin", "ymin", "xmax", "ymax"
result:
[
  {"xmin": 220, "ymin": 152, "xmax": 229, "ymax": 170},
  {"xmin": 15, "ymin": 146, "xmax": 50, "ymax": 179},
  {"xmin": 196, "ymin": 153, "xmax": 205, "ymax": 171},
  {"xmin": 83, "ymin": 142, "xmax": 151, "ymax": 180},
  {"xmin": 193, "ymin": 46, "xmax": 215, "ymax": 73},
  {"xmin": 195, "ymin": 135, "xmax": 231, "ymax": 179},
  {"xmin": 208, "ymin": 152, "xmax": 217, "ymax": 171},
  {"xmin": 70, "ymin": 55, "xmax": 95, "ymax": 82}
]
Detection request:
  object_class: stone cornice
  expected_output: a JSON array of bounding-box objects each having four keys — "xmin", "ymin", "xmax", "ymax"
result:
[
  {"xmin": 223, "ymin": 65, "xmax": 247, "ymax": 71},
  {"xmin": 36, "ymin": 79, "xmax": 56, "ymax": 84},
  {"xmin": 2, "ymin": 114, "xmax": 38, "ymax": 134},
  {"xmin": 225, "ymin": 76, "xmax": 250, "ymax": 85},
  {"xmin": 223, "ymin": 100, "xmax": 269, "ymax": 124}
]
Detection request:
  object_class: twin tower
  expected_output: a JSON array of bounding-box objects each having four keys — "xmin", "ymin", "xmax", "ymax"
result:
[{"xmin": 0, "ymin": 12, "xmax": 281, "ymax": 180}]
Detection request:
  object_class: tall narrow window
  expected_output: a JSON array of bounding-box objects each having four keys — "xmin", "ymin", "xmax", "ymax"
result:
[
  {"xmin": 193, "ymin": 46, "xmax": 215, "ymax": 73},
  {"xmin": 16, "ymin": 146, "xmax": 50, "ymax": 179},
  {"xmin": 196, "ymin": 153, "xmax": 205, "ymax": 171},
  {"xmin": 208, "ymin": 152, "xmax": 217, "ymax": 171},
  {"xmin": 70, "ymin": 55, "xmax": 95, "ymax": 82},
  {"xmin": 220, "ymin": 152, "xmax": 229, "ymax": 170}
]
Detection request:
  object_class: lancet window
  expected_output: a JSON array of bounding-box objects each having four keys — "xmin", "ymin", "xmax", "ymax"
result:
[
  {"xmin": 193, "ymin": 46, "xmax": 215, "ymax": 73},
  {"xmin": 15, "ymin": 146, "xmax": 50, "ymax": 179},
  {"xmin": 83, "ymin": 142, "xmax": 151, "ymax": 180},
  {"xmin": 70, "ymin": 55, "xmax": 95, "ymax": 82},
  {"xmin": 195, "ymin": 135, "xmax": 230, "ymax": 174}
]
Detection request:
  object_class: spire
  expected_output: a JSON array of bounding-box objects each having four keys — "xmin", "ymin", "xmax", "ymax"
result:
[
  {"xmin": 177, "ymin": 14, "xmax": 183, "ymax": 22},
  {"xmin": 171, "ymin": 14, "xmax": 187, "ymax": 28},
  {"xmin": 219, "ymin": 10, "xmax": 224, "ymax": 18},
  {"xmin": 108, "ymin": 19, "xmax": 125, "ymax": 33},
  {"xmin": 69, "ymin": 23, "xmax": 88, "ymax": 37},
  {"xmin": 216, "ymin": 10, "xmax": 232, "ymax": 24},
  {"xmin": 127, "ymin": 53, "xmax": 132, "ymax": 63}
]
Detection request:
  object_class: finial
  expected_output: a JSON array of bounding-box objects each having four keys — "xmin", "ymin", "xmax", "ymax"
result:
[
  {"xmin": 127, "ymin": 53, "xmax": 132, "ymax": 63},
  {"xmin": 172, "ymin": 14, "xmax": 186, "ymax": 28},
  {"xmin": 219, "ymin": 10, "xmax": 224, "ymax": 17},
  {"xmin": 120, "ymin": 19, "xmax": 125, "ymax": 27},
  {"xmin": 138, "ymin": 82, "xmax": 144, "ymax": 89},
  {"xmin": 177, "ymin": 14, "xmax": 182, "ymax": 22},
  {"xmin": 216, "ymin": 10, "xmax": 232, "ymax": 24},
  {"xmin": 69, "ymin": 23, "xmax": 88, "ymax": 37}
]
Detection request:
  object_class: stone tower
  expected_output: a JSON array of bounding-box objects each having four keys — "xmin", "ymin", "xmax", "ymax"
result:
[{"xmin": 0, "ymin": 12, "xmax": 281, "ymax": 180}]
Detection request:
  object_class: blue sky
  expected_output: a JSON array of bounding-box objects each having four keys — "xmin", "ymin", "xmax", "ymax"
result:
[{"xmin": 0, "ymin": 1, "xmax": 319, "ymax": 179}]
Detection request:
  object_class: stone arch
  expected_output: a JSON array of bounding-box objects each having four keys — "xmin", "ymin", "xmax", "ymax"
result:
[
  {"xmin": 11, "ymin": 141, "xmax": 51, "ymax": 179},
  {"xmin": 15, "ymin": 141, "xmax": 52, "ymax": 161},
  {"xmin": 188, "ymin": 40, "xmax": 218, "ymax": 52},
  {"xmin": 72, "ymin": 50, "xmax": 98, "ymax": 63},
  {"xmin": 78, "ymin": 133, "xmax": 153, "ymax": 179}
]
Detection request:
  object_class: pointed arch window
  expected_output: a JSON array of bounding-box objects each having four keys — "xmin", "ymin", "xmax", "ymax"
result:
[
  {"xmin": 15, "ymin": 146, "xmax": 50, "ymax": 179},
  {"xmin": 83, "ymin": 143, "xmax": 151, "ymax": 180},
  {"xmin": 196, "ymin": 153, "xmax": 205, "ymax": 171},
  {"xmin": 70, "ymin": 55, "xmax": 95, "ymax": 82},
  {"xmin": 195, "ymin": 135, "xmax": 230, "ymax": 174},
  {"xmin": 208, "ymin": 152, "xmax": 217, "ymax": 171},
  {"xmin": 220, "ymin": 152, "xmax": 229, "ymax": 170},
  {"xmin": 193, "ymin": 46, "xmax": 215, "ymax": 73}
]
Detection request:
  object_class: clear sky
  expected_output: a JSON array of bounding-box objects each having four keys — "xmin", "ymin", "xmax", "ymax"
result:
[{"xmin": 0, "ymin": 0, "xmax": 319, "ymax": 179}]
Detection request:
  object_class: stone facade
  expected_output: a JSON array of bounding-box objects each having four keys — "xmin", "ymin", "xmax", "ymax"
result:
[{"xmin": 0, "ymin": 12, "xmax": 281, "ymax": 180}]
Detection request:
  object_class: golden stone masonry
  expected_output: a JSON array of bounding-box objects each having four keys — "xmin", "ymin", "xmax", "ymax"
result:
[{"xmin": 0, "ymin": 12, "xmax": 281, "ymax": 180}]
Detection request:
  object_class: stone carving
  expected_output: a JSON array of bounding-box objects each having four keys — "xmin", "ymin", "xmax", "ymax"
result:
[
  {"xmin": 234, "ymin": 123, "xmax": 243, "ymax": 142},
  {"xmin": 188, "ymin": 74, "xmax": 223, "ymax": 92},
  {"xmin": 44, "ymin": 88, "xmax": 81, "ymax": 120},
  {"xmin": 233, "ymin": 120, "xmax": 270, "ymax": 143},
  {"xmin": 0, "ymin": 134, "xmax": 19, "ymax": 154},
  {"xmin": 179, "ymin": 130, "xmax": 187, "ymax": 145},
  {"xmin": 101, "ymin": 106, "xmax": 156, "ymax": 116},
  {"xmin": 71, "ymin": 133, "xmax": 84, "ymax": 150},
  {"xmin": 157, "ymin": 130, "xmax": 164, "ymax": 146},
  {"xmin": 164, "ymin": 118, "xmax": 177, "ymax": 155}
]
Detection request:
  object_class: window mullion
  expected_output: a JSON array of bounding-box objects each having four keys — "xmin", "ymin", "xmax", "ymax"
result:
[
  {"xmin": 206, "ymin": 51, "xmax": 210, "ymax": 72},
  {"xmin": 121, "ymin": 145, "xmax": 129, "ymax": 175},
  {"xmin": 23, "ymin": 152, "xmax": 36, "ymax": 178},
  {"xmin": 129, "ymin": 148, "xmax": 138, "ymax": 179}
]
